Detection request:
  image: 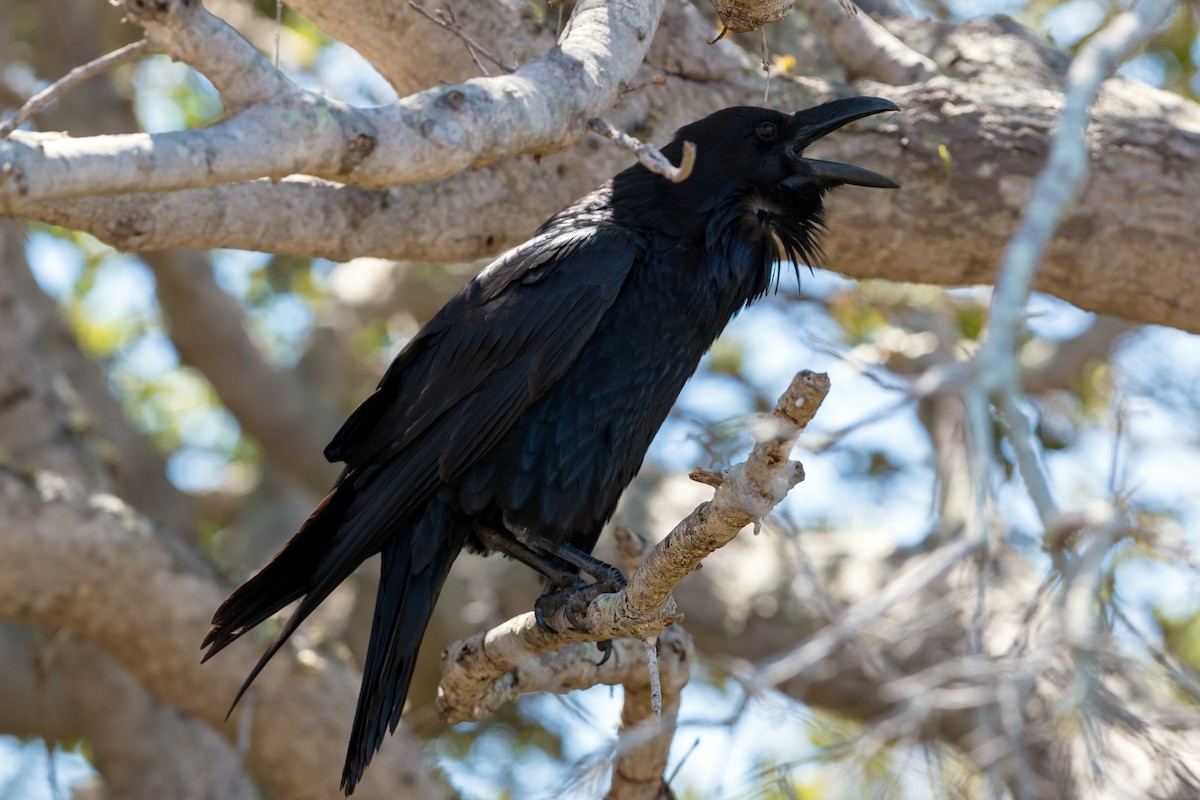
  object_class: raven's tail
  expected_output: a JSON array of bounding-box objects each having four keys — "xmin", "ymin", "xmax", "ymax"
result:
[
  {"xmin": 201, "ymin": 478, "xmax": 368, "ymax": 711},
  {"xmin": 341, "ymin": 495, "xmax": 464, "ymax": 794}
]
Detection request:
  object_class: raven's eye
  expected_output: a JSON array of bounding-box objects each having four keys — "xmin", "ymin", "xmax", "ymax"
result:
[{"xmin": 756, "ymin": 121, "xmax": 778, "ymax": 141}]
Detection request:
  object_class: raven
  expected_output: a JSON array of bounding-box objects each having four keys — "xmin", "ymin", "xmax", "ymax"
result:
[{"xmin": 202, "ymin": 97, "xmax": 898, "ymax": 793}]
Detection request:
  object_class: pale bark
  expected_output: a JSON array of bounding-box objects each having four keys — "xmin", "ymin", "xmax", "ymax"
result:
[
  {"xmin": 0, "ymin": 468, "xmax": 447, "ymax": 800},
  {"xmin": 0, "ymin": 220, "xmax": 445, "ymax": 799},
  {"xmin": 5, "ymin": 16, "xmax": 1198, "ymax": 331},
  {"xmin": 0, "ymin": 0, "xmax": 663, "ymax": 200},
  {"xmin": 0, "ymin": 625, "xmax": 257, "ymax": 800},
  {"xmin": 2, "ymin": 0, "xmax": 1199, "ymax": 797}
]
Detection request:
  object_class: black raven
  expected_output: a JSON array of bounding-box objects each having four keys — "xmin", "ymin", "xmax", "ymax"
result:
[{"xmin": 202, "ymin": 97, "xmax": 898, "ymax": 793}]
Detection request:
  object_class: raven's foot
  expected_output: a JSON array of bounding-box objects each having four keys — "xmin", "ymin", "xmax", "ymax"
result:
[
  {"xmin": 534, "ymin": 578, "xmax": 585, "ymax": 633},
  {"xmin": 534, "ymin": 576, "xmax": 625, "ymax": 636}
]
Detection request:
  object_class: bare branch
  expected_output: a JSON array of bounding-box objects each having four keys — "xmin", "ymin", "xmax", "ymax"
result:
[
  {"xmin": 604, "ymin": 528, "xmax": 690, "ymax": 800},
  {"xmin": 980, "ymin": 0, "xmax": 1176, "ymax": 363},
  {"xmin": 437, "ymin": 371, "xmax": 828, "ymax": 723},
  {"xmin": 589, "ymin": 117, "xmax": 697, "ymax": 183},
  {"xmin": 407, "ymin": 1, "xmax": 516, "ymax": 76},
  {"xmin": 606, "ymin": 629, "xmax": 691, "ymax": 800},
  {"xmin": 802, "ymin": 0, "xmax": 938, "ymax": 84},
  {"xmin": 0, "ymin": 0, "xmax": 664, "ymax": 204},
  {"xmin": 976, "ymin": 0, "xmax": 1176, "ymax": 535},
  {"xmin": 126, "ymin": 0, "xmax": 295, "ymax": 109},
  {"xmin": 0, "ymin": 40, "xmax": 150, "ymax": 137},
  {"xmin": 755, "ymin": 535, "xmax": 980, "ymax": 686}
]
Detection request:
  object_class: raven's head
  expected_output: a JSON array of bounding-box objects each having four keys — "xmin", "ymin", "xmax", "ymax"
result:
[
  {"xmin": 621, "ymin": 98, "xmax": 898, "ymax": 265},
  {"xmin": 609, "ymin": 97, "xmax": 902, "ymax": 272},
  {"xmin": 673, "ymin": 98, "xmax": 898, "ymax": 194}
]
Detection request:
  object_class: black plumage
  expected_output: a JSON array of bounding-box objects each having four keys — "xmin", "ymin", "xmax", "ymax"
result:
[{"xmin": 202, "ymin": 98, "xmax": 898, "ymax": 793}]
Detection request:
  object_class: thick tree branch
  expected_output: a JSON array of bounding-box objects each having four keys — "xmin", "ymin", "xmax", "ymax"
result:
[
  {"xmin": 0, "ymin": 469, "xmax": 446, "ymax": 800},
  {"xmin": 0, "ymin": 0, "xmax": 663, "ymax": 203},
  {"xmin": 9, "ymin": 22, "xmax": 1200, "ymax": 332},
  {"xmin": 802, "ymin": 0, "xmax": 938, "ymax": 84}
]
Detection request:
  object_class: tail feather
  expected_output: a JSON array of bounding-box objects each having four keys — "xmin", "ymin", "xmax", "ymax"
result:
[
  {"xmin": 340, "ymin": 502, "xmax": 464, "ymax": 794},
  {"xmin": 202, "ymin": 482, "xmax": 354, "ymax": 659},
  {"xmin": 203, "ymin": 470, "xmax": 403, "ymax": 715}
]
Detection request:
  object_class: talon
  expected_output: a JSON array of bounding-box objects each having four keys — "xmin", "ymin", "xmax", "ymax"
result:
[
  {"xmin": 566, "ymin": 606, "xmax": 587, "ymax": 631},
  {"xmin": 595, "ymin": 639, "xmax": 613, "ymax": 667},
  {"xmin": 534, "ymin": 598, "xmax": 559, "ymax": 634}
]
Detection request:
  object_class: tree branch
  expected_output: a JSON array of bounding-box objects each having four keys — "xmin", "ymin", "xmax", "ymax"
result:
[
  {"xmin": 0, "ymin": 625, "xmax": 259, "ymax": 800},
  {"xmin": 0, "ymin": 40, "xmax": 150, "ymax": 137},
  {"xmin": 127, "ymin": 0, "xmax": 294, "ymax": 109},
  {"xmin": 437, "ymin": 371, "xmax": 828, "ymax": 738},
  {"xmin": 0, "ymin": 468, "xmax": 446, "ymax": 800},
  {"xmin": 0, "ymin": 0, "xmax": 663, "ymax": 203},
  {"xmin": 802, "ymin": 0, "xmax": 938, "ymax": 84},
  {"xmin": 975, "ymin": 0, "xmax": 1176, "ymax": 538},
  {"xmin": 979, "ymin": 0, "xmax": 1177, "ymax": 364},
  {"xmin": 284, "ymin": 0, "xmax": 539, "ymax": 95},
  {"xmin": 143, "ymin": 250, "xmax": 340, "ymax": 495},
  {"xmin": 9, "ymin": 20, "xmax": 1199, "ymax": 331}
]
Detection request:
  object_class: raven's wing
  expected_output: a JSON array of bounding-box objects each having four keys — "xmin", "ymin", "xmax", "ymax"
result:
[
  {"xmin": 325, "ymin": 224, "xmax": 640, "ymax": 479},
  {"xmin": 203, "ymin": 224, "xmax": 641, "ymax": 724}
]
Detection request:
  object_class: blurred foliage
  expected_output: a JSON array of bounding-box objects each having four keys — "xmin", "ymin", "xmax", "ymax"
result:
[{"xmin": 1157, "ymin": 607, "xmax": 1200, "ymax": 675}]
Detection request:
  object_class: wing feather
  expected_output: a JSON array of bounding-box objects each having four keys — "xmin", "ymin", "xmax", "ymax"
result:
[{"xmin": 325, "ymin": 226, "xmax": 639, "ymax": 482}]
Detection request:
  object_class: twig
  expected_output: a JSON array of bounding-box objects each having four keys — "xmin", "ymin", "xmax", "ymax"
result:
[
  {"xmin": 588, "ymin": 118, "xmax": 697, "ymax": 184},
  {"xmin": 0, "ymin": 40, "xmax": 150, "ymax": 138},
  {"xmin": 273, "ymin": 0, "xmax": 283, "ymax": 69},
  {"xmin": 976, "ymin": 0, "xmax": 1173, "ymax": 565},
  {"xmin": 688, "ymin": 467, "xmax": 724, "ymax": 488},
  {"xmin": 408, "ymin": 1, "xmax": 516, "ymax": 75},
  {"xmin": 994, "ymin": 391, "xmax": 1058, "ymax": 526},
  {"xmin": 754, "ymin": 536, "xmax": 980, "ymax": 686},
  {"xmin": 980, "ymin": 0, "xmax": 1175, "ymax": 365},
  {"xmin": 644, "ymin": 638, "xmax": 662, "ymax": 719}
]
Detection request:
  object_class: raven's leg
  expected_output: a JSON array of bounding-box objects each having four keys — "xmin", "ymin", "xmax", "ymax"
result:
[
  {"xmin": 474, "ymin": 524, "xmax": 580, "ymax": 588},
  {"xmin": 551, "ymin": 543, "xmax": 628, "ymax": 593},
  {"xmin": 474, "ymin": 524, "xmax": 588, "ymax": 634},
  {"xmin": 508, "ymin": 527, "xmax": 628, "ymax": 593},
  {"xmin": 508, "ymin": 526, "xmax": 627, "ymax": 662}
]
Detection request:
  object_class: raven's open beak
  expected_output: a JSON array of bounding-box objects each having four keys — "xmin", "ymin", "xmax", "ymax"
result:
[{"xmin": 787, "ymin": 97, "xmax": 899, "ymax": 189}]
